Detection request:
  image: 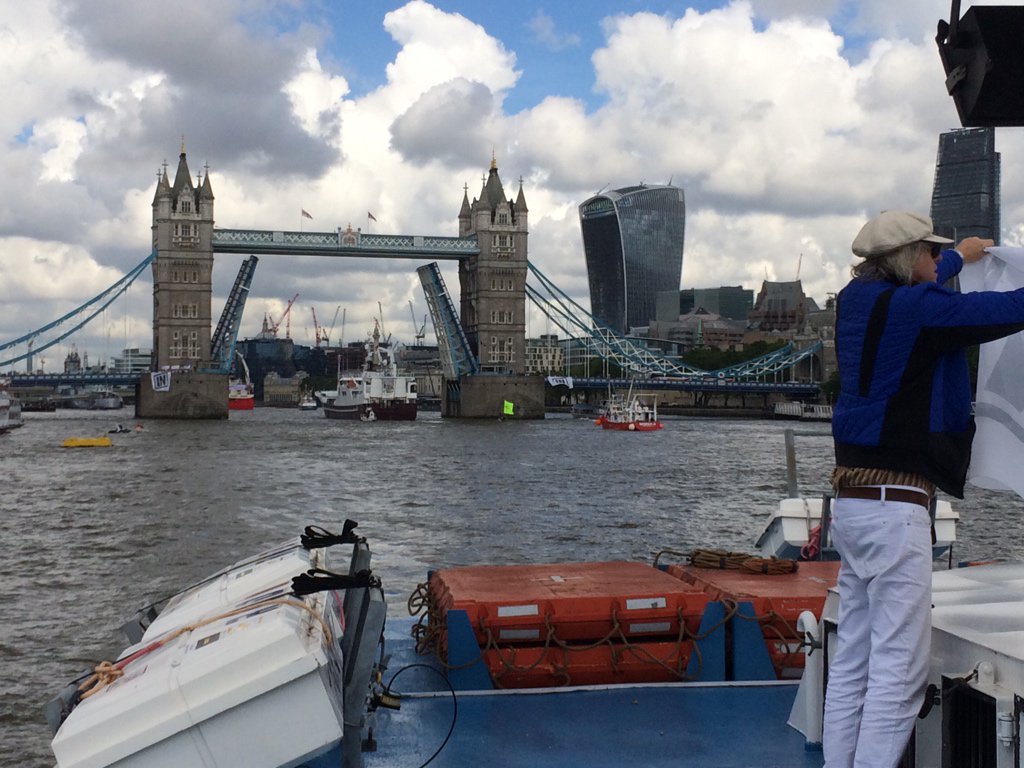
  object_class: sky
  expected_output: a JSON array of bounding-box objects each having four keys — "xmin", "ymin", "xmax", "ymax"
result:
[{"xmin": 2, "ymin": 0, "xmax": 1022, "ymax": 370}]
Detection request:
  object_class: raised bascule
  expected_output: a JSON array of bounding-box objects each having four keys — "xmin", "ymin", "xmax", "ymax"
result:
[{"xmin": 138, "ymin": 147, "xmax": 545, "ymax": 418}]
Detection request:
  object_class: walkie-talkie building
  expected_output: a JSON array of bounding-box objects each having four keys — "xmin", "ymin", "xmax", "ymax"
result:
[
  {"xmin": 930, "ymin": 127, "xmax": 1000, "ymax": 243},
  {"xmin": 579, "ymin": 184, "xmax": 686, "ymax": 335}
]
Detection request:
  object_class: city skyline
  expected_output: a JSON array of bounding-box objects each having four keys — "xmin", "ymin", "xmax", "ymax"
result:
[{"xmin": 4, "ymin": 1, "xmax": 1024, "ymax": 370}]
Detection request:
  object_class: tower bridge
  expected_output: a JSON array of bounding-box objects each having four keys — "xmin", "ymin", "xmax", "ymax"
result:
[{"xmin": 4, "ymin": 146, "xmax": 825, "ymax": 419}]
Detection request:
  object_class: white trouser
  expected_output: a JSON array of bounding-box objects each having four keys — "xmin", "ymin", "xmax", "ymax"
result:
[{"xmin": 822, "ymin": 491, "xmax": 933, "ymax": 768}]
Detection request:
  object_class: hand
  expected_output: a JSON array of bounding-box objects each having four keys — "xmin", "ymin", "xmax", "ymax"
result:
[{"xmin": 956, "ymin": 237, "xmax": 994, "ymax": 263}]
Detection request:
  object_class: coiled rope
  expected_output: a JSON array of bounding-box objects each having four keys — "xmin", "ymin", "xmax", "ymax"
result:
[
  {"xmin": 688, "ymin": 548, "xmax": 799, "ymax": 575},
  {"xmin": 77, "ymin": 596, "xmax": 331, "ymax": 700}
]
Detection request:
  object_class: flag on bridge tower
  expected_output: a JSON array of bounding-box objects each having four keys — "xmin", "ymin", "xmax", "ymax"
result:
[
  {"xmin": 367, "ymin": 211, "xmax": 377, "ymax": 222},
  {"xmin": 301, "ymin": 209, "xmax": 313, "ymax": 220}
]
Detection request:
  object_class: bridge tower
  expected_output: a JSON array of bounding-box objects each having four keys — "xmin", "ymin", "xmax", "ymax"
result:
[
  {"xmin": 137, "ymin": 145, "xmax": 227, "ymax": 418},
  {"xmin": 151, "ymin": 146, "xmax": 215, "ymax": 369},
  {"xmin": 458, "ymin": 156, "xmax": 529, "ymax": 374},
  {"xmin": 447, "ymin": 157, "xmax": 544, "ymax": 418}
]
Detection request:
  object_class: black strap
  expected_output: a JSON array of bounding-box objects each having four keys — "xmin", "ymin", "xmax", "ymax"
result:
[
  {"xmin": 859, "ymin": 288, "xmax": 896, "ymax": 397},
  {"xmin": 301, "ymin": 520, "xmax": 361, "ymax": 550},
  {"xmin": 291, "ymin": 567, "xmax": 379, "ymax": 596}
]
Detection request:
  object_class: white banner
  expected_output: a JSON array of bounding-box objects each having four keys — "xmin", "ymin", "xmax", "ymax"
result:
[
  {"xmin": 150, "ymin": 371, "xmax": 171, "ymax": 392},
  {"xmin": 546, "ymin": 376, "xmax": 574, "ymax": 389},
  {"xmin": 960, "ymin": 247, "xmax": 1024, "ymax": 498}
]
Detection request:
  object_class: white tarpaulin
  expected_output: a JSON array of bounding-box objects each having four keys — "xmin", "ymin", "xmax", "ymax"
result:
[{"xmin": 960, "ymin": 246, "xmax": 1024, "ymax": 497}]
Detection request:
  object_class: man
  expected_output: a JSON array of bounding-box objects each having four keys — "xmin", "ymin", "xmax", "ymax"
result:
[{"xmin": 824, "ymin": 210, "xmax": 1024, "ymax": 767}]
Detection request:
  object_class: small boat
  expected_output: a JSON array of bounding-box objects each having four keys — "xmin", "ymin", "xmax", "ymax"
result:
[
  {"xmin": 0, "ymin": 380, "xmax": 15, "ymax": 434},
  {"xmin": 62, "ymin": 436, "xmax": 113, "ymax": 448},
  {"xmin": 298, "ymin": 394, "xmax": 317, "ymax": 410},
  {"xmin": 228, "ymin": 352, "xmax": 255, "ymax": 411},
  {"xmin": 596, "ymin": 393, "xmax": 662, "ymax": 431},
  {"xmin": 1, "ymin": 380, "xmax": 24, "ymax": 433},
  {"xmin": 69, "ymin": 391, "xmax": 123, "ymax": 410},
  {"xmin": 91, "ymin": 391, "xmax": 123, "ymax": 410},
  {"xmin": 21, "ymin": 397, "xmax": 56, "ymax": 412},
  {"xmin": 772, "ymin": 401, "xmax": 833, "ymax": 422}
]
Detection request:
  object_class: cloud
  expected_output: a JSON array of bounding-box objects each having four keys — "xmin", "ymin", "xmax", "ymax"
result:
[
  {"xmin": 391, "ymin": 79, "xmax": 498, "ymax": 166},
  {"xmin": 528, "ymin": 11, "xmax": 581, "ymax": 52}
]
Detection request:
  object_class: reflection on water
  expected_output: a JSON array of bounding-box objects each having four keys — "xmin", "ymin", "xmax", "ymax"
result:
[{"xmin": 3, "ymin": 408, "xmax": 1023, "ymax": 766}]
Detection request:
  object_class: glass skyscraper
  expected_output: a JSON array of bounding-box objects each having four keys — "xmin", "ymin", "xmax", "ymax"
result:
[
  {"xmin": 930, "ymin": 127, "xmax": 1000, "ymax": 243},
  {"xmin": 578, "ymin": 184, "xmax": 686, "ymax": 334}
]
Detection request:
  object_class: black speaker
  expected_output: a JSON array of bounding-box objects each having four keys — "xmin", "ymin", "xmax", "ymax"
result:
[{"xmin": 937, "ymin": 6, "xmax": 1024, "ymax": 127}]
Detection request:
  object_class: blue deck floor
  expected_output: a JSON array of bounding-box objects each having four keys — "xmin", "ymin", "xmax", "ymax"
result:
[{"xmin": 364, "ymin": 618, "xmax": 824, "ymax": 767}]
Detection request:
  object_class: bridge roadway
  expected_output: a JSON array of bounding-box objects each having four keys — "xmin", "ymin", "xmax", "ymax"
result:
[
  {"xmin": 7, "ymin": 371, "xmax": 819, "ymax": 398},
  {"xmin": 10, "ymin": 372, "xmax": 141, "ymax": 388},
  {"xmin": 211, "ymin": 229, "xmax": 480, "ymax": 260},
  {"xmin": 570, "ymin": 377, "xmax": 820, "ymax": 397}
]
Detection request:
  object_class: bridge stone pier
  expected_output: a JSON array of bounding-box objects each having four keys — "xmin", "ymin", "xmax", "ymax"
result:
[{"xmin": 137, "ymin": 147, "xmax": 544, "ymax": 419}]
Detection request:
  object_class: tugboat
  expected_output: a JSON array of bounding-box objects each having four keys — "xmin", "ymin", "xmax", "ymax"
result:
[{"xmin": 321, "ymin": 320, "xmax": 417, "ymax": 421}]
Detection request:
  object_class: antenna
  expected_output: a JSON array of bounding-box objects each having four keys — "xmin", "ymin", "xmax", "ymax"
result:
[{"xmin": 796, "ymin": 253, "xmax": 802, "ymax": 280}]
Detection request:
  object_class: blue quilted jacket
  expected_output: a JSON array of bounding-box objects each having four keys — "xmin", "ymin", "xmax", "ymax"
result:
[{"xmin": 833, "ymin": 250, "xmax": 1024, "ymax": 497}]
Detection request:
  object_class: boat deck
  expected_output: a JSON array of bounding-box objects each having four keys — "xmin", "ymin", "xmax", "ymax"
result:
[{"xmin": 364, "ymin": 617, "xmax": 822, "ymax": 767}]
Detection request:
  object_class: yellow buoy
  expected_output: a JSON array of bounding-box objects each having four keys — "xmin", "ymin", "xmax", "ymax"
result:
[{"xmin": 62, "ymin": 436, "xmax": 113, "ymax": 448}]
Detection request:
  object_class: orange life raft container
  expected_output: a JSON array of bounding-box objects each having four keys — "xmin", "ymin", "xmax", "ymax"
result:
[
  {"xmin": 426, "ymin": 561, "xmax": 710, "ymax": 688},
  {"xmin": 665, "ymin": 560, "xmax": 839, "ymax": 678}
]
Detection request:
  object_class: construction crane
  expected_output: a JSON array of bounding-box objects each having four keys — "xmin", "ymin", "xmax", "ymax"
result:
[
  {"xmin": 327, "ymin": 306, "xmax": 341, "ymax": 348},
  {"xmin": 266, "ymin": 293, "xmax": 299, "ymax": 338},
  {"xmin": 311, "ymin": 307, "xmax": 324, "ymax": 347},
  {"xmin": 408, "ymin": 300, "xmax": 426, "ymax": 345}
]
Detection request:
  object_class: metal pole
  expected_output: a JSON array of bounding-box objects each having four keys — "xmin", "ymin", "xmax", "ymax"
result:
[{"xmin": 785, "ymin": 428, "xmax": 799, "ymax": 498}]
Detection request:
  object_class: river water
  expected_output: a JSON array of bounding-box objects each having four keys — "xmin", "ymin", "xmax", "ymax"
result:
[{"xmin": 4, "ymin": 408, "xmax": 1024, "ymax": 766}]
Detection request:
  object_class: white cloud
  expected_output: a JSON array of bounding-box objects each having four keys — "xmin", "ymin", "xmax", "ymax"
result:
[{"xmin": 0, "ymin": 0, "xmax": 1002, "ymax": 365}]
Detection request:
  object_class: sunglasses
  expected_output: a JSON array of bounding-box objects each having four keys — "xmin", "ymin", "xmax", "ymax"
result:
[{"xmin": 920, "ymin": 242, "xmax": 942, "ymax": 258}]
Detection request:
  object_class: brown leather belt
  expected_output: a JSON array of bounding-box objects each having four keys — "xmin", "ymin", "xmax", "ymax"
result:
[{"xmin": 836, "ymin": 486, "xmax": 930, "ymax": 508}]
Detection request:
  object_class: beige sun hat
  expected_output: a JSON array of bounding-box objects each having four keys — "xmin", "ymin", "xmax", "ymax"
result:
[{"xmin": 852, "ymin": 211, "xmax": 953, "ymax": 259}]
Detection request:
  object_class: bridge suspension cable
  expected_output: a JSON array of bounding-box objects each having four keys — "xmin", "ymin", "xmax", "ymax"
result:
[
  {"xmin": 525, "ymin": 261, "xmax": 704, "ymax": 377},
  {"xmin": 0, "ymin": 251, "xmax": 156, "ymax": 368},
  {"xmin": 525, "ymin": 260, "xmax": 822, "ymax": 381}
]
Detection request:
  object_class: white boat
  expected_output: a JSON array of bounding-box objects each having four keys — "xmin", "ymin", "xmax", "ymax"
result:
[
  {"xmin": 755, "ymin": 429, "xmax": 957, "ymax": 561},
  {"xmin": 773, "ymin": 401, "xmax": 832, "ymax": 422},
  {"xmin": 0, "ymin": 378, "xmax": 22, "ymax": 433},
  {"xmin": 48, "ymin": 525, "xmax": 384, "ymax": 768},
  {"xmin": 298, "ymin": 394, "xmax": 318, "ymax": 410},
  {"xmin": 321, "ymin": 322, "xmax": 417, "ymax": 421}
]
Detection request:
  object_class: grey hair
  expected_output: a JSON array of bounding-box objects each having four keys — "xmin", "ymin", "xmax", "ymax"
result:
[{"xmin": 851, "ymin": 241, "xmax": 920, "ymax": 284}]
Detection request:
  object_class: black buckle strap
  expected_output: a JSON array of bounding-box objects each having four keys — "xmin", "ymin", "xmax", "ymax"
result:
[
  {"xmin": 291, "ymin": 567, "xmax": 379, "ymax": 596},
  {"xmin": 301, "ymin": 520, "xmax": 361, "ymax": 550}
]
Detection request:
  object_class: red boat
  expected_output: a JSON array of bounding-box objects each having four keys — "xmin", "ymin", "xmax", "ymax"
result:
[
  {"xmin": 596, "ymin": 394, "xmax": 662, "ymax": 431},
  {"xmin": 228, "ymin": 353, "xmax": 255, "ymax": 410},
  {"xmin": 228, "ymin": 383, "xmax": 255, "ymax": 410}
]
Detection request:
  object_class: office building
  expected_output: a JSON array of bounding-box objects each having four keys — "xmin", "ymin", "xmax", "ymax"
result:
[
  {"xmin": 579, "ymin": 184, "xmax": 685, "ymax": 334},
  {"xmin": 930, "ymin": 127, "xmax": 1000, "ymax": 243},
  {"xmin": 658, "ymin": 286, "xmax": 753, "ymax": 322}
]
